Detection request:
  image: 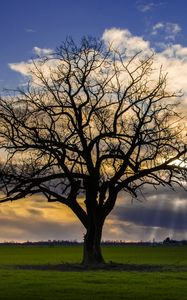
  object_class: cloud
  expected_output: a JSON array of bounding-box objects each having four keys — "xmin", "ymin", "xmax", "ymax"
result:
[
  {"xmin": 5, "ymin": 28, "xmax": 187, "ymax": 242},
  {"xmin": 114, "ymin": 199, "xmax": 187, "ymax": 230},
  {"xmin": 9, "ymin": 47, "xmax": 53, "ymax": 78},
  {"xmin": 102, "ymin": 28, "xmax": 151, "ymax": 56},
  {"xmin": 33, "ymin": 47, "xmax": 53, "ymax": 56},
  {"xmin": 0, "ymin": 197, "xmax": 84, "ymax": 242},
  {"xmin": 103, "ymin": 218, "xmax": 187, "ymax": 242},
  {"xmin": 10, "ymin": 28, "xmax": 186, "ymax": 98},
  {"xmin": 9, "ymin": 60, "xmax": 33, "ymax": 77},
  {"xmin": 102, "ymin": 28, "xmax": 187, "ymax": 108},
  {"xmin": 103, "ymin": 185, "xmax": 187, "ymax": 241},
  {"xmin": 156, "ymin": 46, "xmax": 187, "ymax": 98},
  {"xmin": 151, "ymin": 22, "xmax": 181, "ymax": 41},
  {"xmin": 0, "ymin": 216, "xmax": 83, "ymax": 241},
  {"xmin": 25, "ymin": 28, "xmax": 36, "ymax": 33},
  {"xmin": 137, "ymin": 2, "xmax": 156, "ymax": 12},
  {"xmin": 161, "ymin": 44, "xmax": 187, "ymax": 60},
  {"xmin": 136, "ymin": 1, "xmax": 164, "ymax": 13},
  {"xmin": 0, "ymin": 188, "xmax": 186, "ymax": 242}
]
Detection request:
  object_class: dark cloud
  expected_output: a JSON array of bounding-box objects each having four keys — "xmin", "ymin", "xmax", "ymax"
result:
[
  {"xmin": 106, "ymin": 185, "xmax": 187, "ymax": 241},
  {"xmin": 138, "ymin": 185, "xmax": 187, "ymax": 200},
  {"xmin": 113, "ymin": 203, "xmax": 187, "ymax": 230},
  {"xmin": 103, "ymin": 219, "xmax": 186, "ymax": 242},
  {"xmin": 0, "ymin": 185, "xmax": 186, "ymax": 242}
]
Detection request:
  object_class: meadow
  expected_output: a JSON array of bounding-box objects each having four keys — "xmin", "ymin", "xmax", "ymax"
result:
[{"xmin": 0, "ymin": 245, "xmax": 187, "ymax": 299}]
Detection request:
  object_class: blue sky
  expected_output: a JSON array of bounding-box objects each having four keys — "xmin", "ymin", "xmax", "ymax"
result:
[
  {"xmin": 1, "ymin": 0, "xmax": 187, "ymax": 88},
  {"xmin": 0, "ymin": 0, "xmax": 187, "ymax": 242}
]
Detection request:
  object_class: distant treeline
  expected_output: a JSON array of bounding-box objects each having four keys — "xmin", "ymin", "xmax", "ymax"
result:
[{"xmin": 0, "ymin": 237, "xmax": 187, "ymax": 246}]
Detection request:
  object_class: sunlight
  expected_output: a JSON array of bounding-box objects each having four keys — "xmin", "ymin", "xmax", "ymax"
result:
[
  {"xmin": 167, "ymin": 198, "xmax": 187, "ymax": 239},
  {"xmin": 167, "ymin": 201, "xmax": 179, "ymax": 239},
  {"xmin": 149, "ymin": 196, "xmax": 187, "ymax": 242},
  {"xmin": 170, "ymin": 159, "xmax": 187, "ymax": 168},
  {"xmin": 149, "ymin": 200, "xmax": 166, "ymax": 241},
  {"xmin": 172, "ymin": 199, "xmax": 187, "ymax": 240}
]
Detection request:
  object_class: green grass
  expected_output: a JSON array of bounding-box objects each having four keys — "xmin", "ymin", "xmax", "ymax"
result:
[
  {"xmin": 0, "ymin": 244, "xmax": 187, "ymax": 265},
  {"xmin": 0, "ymin": 245, "xmax": 187, "ymax": 299},
  {"xmin": 1, "ymin": 269, "xmax": 187, "ymax": 300}
]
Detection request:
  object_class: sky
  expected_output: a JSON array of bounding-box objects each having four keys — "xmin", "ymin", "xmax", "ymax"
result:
[{"xmin": 0, "ymin": 0, "xmax": 187, "ymax": 242}]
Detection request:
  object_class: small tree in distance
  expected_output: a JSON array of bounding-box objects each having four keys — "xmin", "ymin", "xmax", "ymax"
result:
[{"xmin": 0, "ymin": 37, "xmax": 186, "ymax": 265}]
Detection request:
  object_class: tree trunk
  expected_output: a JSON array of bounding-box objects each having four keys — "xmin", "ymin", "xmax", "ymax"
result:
[{"xmin": 82, "ymin": 220, "xmax": 105, "ymax": 266}]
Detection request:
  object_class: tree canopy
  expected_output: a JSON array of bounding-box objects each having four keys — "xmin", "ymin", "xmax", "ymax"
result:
[{"xmin": 0, "ymin": 37, "xmax": 186, "ymax": 264}]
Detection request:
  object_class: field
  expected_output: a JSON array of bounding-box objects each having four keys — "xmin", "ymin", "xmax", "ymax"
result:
[{"xmin": 0, "ymin": 245, "xmax": 187, "ymax": 299}]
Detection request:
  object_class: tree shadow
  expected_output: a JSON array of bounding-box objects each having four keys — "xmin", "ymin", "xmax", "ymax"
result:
[{"xmin": 12, "ymin": 263, "xmax": 187, "ymax": 272}]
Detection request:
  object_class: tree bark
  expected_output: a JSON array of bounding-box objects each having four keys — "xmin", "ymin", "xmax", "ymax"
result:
[{"xmin": 82, "ymin": 219, "xmax": 105, "ymax": 265}]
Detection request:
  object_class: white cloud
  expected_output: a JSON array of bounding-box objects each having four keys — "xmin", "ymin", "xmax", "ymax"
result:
[
  {"xmin": 102, "ymin": 28, "xmax": 151, "ymax": 56},
  {"xmin": 151, "ymin": 22, "xmax": 181, "ymax": 41},
  {"xmin": 8, "ymin": 28, "xmax": 187, "ymax": 105},
  {"xmin": 9, "ymin": 47, "xmax": 53, "ymax": 79},
  {"xmin": 25, "ymin": 28, "xmax": 36, "ymax": 33},
  {"xmin": 9, "ymin": 46, "xmax": 56, "ymax": 85},
  {"xmin": 136, "ymin": 1, "xmax": 164, "ymax": 13},
  {"xmin": 161, "ymin": 44, "xmax": 187, "ymax": 60},
  {"xmin": 152, "ymin": 22, "xmax": 164, "ymax": 33},
  {"xmin": 137, "ymin": 2, "xmax": 155, "ymax": 12},
  {"xmin": 155, "ymin": 47, "xmax": 187, "ymax": 96},
  {"xmin": 33, "ymin": 46, "xmax": 53, "ymax": 56},
  {"xmin": 9, "ymin": 60, "xmax": 33, "ymax": 77},
  {"xmin": 102, "ymin": 28, "xmax": 187, "ymax": 98}
]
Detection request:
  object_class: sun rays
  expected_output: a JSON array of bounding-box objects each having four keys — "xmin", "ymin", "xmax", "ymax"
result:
[{"xmin": 148, "ymin": 195, "xmax": 187, "ymax": 242}]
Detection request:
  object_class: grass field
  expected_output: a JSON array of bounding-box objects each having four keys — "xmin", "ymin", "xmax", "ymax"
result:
[{"xmin": 0, "ymin": 245, "xmax": 187, "ymax": 299}]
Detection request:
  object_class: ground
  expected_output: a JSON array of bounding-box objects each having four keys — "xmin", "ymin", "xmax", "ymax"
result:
[{"xmin": 0, "ymin": 245, "xmax": 186, "ymax": 299}]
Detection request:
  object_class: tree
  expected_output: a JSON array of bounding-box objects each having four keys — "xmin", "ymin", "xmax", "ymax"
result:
[{"xmin": 0, "ymin": 37, "xmax": 186, "ymax": 265}]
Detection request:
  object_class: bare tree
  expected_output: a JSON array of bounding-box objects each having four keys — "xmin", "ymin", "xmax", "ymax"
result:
[{"xmin": 0, "ymin": 37, "xmax": 186, "ymax": 265}]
